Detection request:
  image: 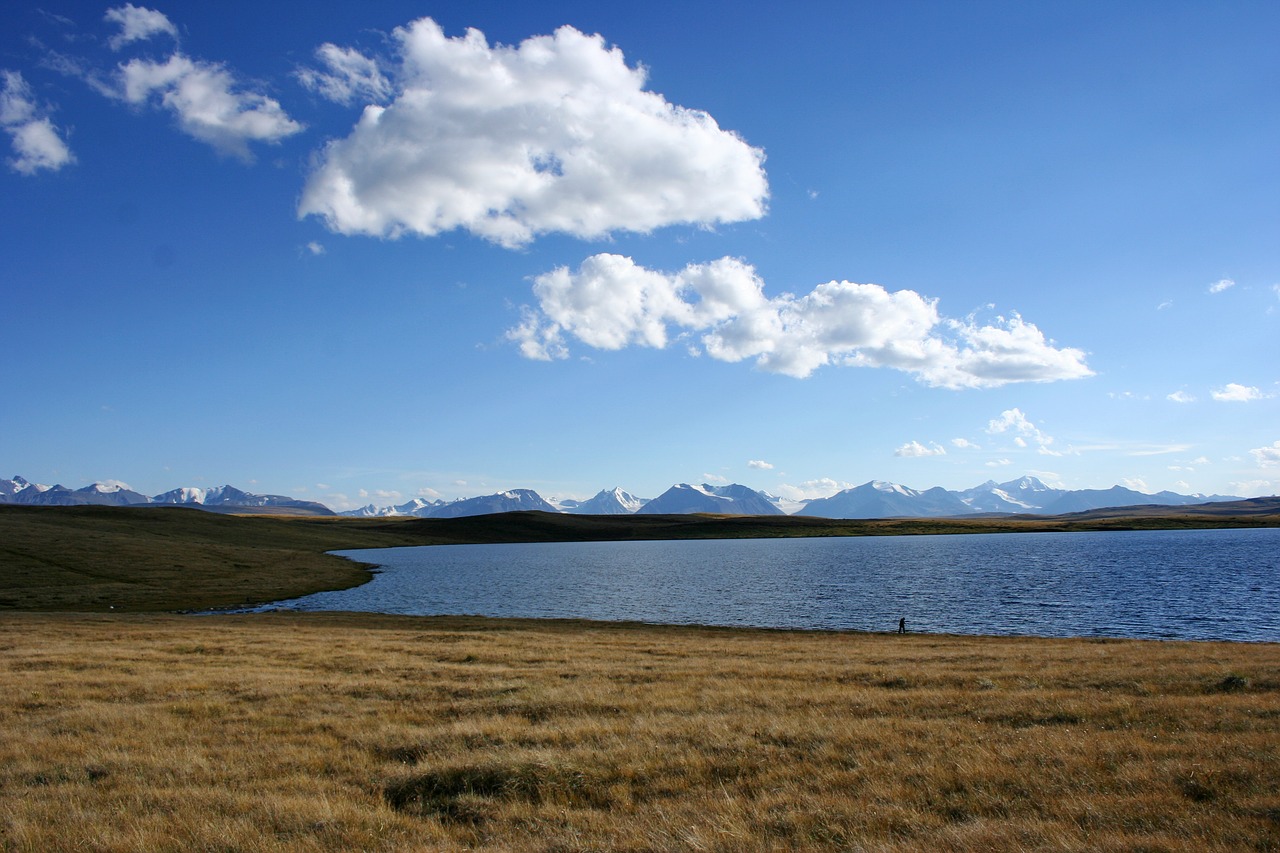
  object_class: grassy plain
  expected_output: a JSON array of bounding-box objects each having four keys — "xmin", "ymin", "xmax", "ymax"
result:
[
  {"xmin": 1, "ymin": 503, "xmax": 1278, "ymax": 850},
  {"xmin": 2, "ymin": 612, "xmax": 1277, "ymax": 852}
]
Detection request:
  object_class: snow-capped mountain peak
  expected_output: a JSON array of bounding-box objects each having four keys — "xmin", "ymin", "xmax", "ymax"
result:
[{"xmin": 871, "ymin": 480, "xmax": 917, "ymax": 496}]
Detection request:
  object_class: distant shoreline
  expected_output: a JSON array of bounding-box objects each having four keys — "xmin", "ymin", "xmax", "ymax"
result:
[{"xmin": 1, "ymin": 502, "xmax": 1278, "ymax": 614}]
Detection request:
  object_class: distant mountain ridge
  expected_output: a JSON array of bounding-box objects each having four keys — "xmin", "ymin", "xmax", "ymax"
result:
[
  {"xmin": 0, "ymin": 476, "xmax": 333, "ymax": 515},
  {"xmin": 802, "ymin": 481, "xmax": 971, "ymax": 519},
  {"xmin": 637, "ymin": 483, "xmax": 785, "ymax": 516},
  {"xmin": 557, "ymin": 487, "xmax": 647, "ymax": 515},
  {"xmin": 1, "ymin": 474, "xmax": 1249, "ymax": 520}
]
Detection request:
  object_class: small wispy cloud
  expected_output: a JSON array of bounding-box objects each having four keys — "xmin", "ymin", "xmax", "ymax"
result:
[
  {"xmin": 104, "ymin": 4, "xmax": 178, "ymax": 51},
  {"xmin": 1212, "ymin": 383, "xmax": 1268, "ymax": 402},
  {"xmin": 1232, "ymin": 479, "xmax": 1276, "ymax": 495},
  {"xmin": 1208, "ymin": 278, "xmax": 1235, "ymax": 294},
  {"xmin": 747, "ymin": 459, "xmax": 774, "ymax": 470},
  {"xmin": 894, "ymin": 440, "xmax": 946, "ymax": 458},
  {"xmin": 1167, "ymin": 390, "xmax": 1195, "ymax": 403},
  {"xmin": 951, "ymin": 437, "xmax": 980, "ymax": 449},
  {"xmin": 1127, "ymin": 444, "xmax": 1193, "ymax": 457},
  {"xmin": 1250, "ymin": 440, "xmax": 1280, "ymax": 468},
  {"xmin": 296, "ymin": 43, "xmax": 392, "ymax": 106},
  {"xmin": 55, "ymin": 7, "xmax": 304, "ymax": 161},
  {"xmin": 0, "ymin": 70, "xmax": 75, "ymax": 175}
]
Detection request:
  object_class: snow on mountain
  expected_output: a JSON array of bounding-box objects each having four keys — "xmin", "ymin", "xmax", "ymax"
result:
[
  {"xmin": 800, "ymin": 481, "xmax": 973, "ymax": 519},
  {"xmin": 562, "ymin": 487, "xmax": 647, "ymax": 515},
  {"xmin": 957, "ymin": 476, "xmax": 1067, "ymax": 513},
  {"xmin": 799, "ymin": 476, "xmax": 1242, "ymax": 519},
  {"xmin": 637, "ymin": 483, "xmax": 783, "ymax": 515},
  {"xmin": 419, "ymin": 489, "xmax": 560, "ymax": 518},
  {"xmin": 0, "ymin": 479, "xmax": 153, "ymax": 507},
  {"xmin": 0, "ymin": 475, "xmax": 48, "ymax": 499},
  {"xmin": 1, "ymin": 473, "xmax": 1246, "ymax": 519},
  {"xmin": 0, "ymin": 477, "xmax": 329, "ymax": 514},
  {"xmin": 764, "ymin": 492, "xmax": 808, "ymax": 515},
  {"xmin": 75, "ymin": 482, "xmax": 153, "ymax": 506},
  {"xmin": 152, "ymin": 487, "xmax": 210, "ymax": 505},
  {"xmin": 338, "ymin": 497, "xmax": 446, "ymax": 518}
]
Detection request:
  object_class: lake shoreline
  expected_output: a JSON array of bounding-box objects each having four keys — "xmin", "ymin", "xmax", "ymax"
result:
[{"xmin": 3, "ymin": 502, "xmax": 1278, "ymax": 614}]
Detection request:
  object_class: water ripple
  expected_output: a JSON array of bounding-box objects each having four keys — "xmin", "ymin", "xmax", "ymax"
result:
[{"xmin": 260, "ymin": 528, "xmax": 1280, "ymax": 642}]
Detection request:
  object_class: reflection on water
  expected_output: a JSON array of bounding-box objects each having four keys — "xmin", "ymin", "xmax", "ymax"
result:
[{"xmin": 261, "ymin": 528, "xmax": 1280, "ymax": 641}]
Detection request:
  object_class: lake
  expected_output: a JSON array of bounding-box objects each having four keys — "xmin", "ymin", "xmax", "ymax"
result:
[{"xmin": 260, "ymin": 527, "xmax": 1280, "ymax": 641}]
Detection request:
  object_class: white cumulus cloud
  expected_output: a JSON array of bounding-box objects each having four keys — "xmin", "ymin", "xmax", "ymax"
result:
[
  {"xmin": 986, "ymin": 407, "xmax": 1060, "ymax": 454},
  {"xmin": 298, "ymin": 18, "xmax": 768, "ymax": 247},
  {"xmin": 747, "ymin": 459, "xmax": 774, "ymax": 470},
  {"xmin": 0, "ymin": 70, "xmax": 74, "ymax": 175},
  {"xmin": 951, "ymin": 438, "xmax": 980, "ymax": 449},
  {"xmin": 1212, "ymin": 383, "xmax": 1267, "ymax": 402},
  {"xmin": 894, "ymin": 441, "xmax": 946, "ymax": 458},
  {"xmin": 105, "ymin": 4, "xmax": 178, "ymax": 50},
  {"xmin": 774, "ymin": 478, "xmax": 852, "ymax": 502},
  {"xmin": 509, "ymin": 254, "xmax": 1091, "ymax": 387},
  {"xmin": 1251, "ymin": 441, "xmax": 1280, "ymax": 468},
  {"xmin": 987, "ymin": 408, "xmax": 1042, "ymax": 438},
  {"xmin": 1208, "ymin": 278, "xmax": 1235, "ymax": 294}
]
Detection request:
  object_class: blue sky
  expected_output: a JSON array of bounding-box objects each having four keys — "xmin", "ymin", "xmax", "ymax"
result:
[{"xmin": 3, "ymin": 0, "xmax": 1278, "ymax": 509}]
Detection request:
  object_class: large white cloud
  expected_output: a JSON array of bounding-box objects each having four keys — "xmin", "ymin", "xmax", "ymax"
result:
[
  {"xmin": 509, "ymin": 254, "xmax": 1093, "ymax": 388},
  {"xmin": 0, "ymin": 70, "xmax": 74, "ymax": 175},
  {"xmin": 298, "ymin": 18, "xmax": 768, "ymax": 247}
]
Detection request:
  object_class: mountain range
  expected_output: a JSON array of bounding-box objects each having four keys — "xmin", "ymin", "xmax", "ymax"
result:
[
  {"xmin": 0, "ymin": 476, "xmax": 332, "ymax": 515},
  {"xmin": 0, "ymin": 474, "xmax": 1247, "ymax": 520}
]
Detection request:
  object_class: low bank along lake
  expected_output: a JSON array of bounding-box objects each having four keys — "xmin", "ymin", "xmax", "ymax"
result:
[{"xmin": 255, "ymin": 528, "xmax": 1280, "ymax": 642}]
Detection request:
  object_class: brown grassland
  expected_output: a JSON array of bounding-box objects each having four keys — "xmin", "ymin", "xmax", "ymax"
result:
[
  {"xmin": 1, "ymin": 504, "xmax": 1279, "ymax": 850},
  {"xmin": 2, "ymin": 613, "xmax": 1278, "ymax": 852}
]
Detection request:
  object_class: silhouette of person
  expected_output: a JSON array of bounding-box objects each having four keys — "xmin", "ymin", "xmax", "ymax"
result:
[{"xmin": 898, "ymin": 617, "xmax": 906, "ymax": 634}]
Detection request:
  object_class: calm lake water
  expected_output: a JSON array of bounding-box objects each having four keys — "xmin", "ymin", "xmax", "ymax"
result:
[{"xmin": 262, "ymin": 528, "xmax": 1280, "ymax": 641}]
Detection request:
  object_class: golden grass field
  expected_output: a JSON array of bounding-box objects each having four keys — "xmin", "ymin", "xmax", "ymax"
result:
[{"xmin": 2, "ymin": 611, "xmax": 1277, "ymax": 852}]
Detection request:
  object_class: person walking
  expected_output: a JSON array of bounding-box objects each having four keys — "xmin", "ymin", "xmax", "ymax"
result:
[{"xmin": 898, "ymin": 617, "xmax": 906, "ymax": 634}]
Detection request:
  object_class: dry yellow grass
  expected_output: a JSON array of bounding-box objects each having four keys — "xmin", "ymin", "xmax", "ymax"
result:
[{"xmin": 1, "ymin": 612, "xmax": 1277, "ymax": 852}]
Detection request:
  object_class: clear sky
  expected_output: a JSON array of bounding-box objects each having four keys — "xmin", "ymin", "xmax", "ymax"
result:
[{"xmin": 3, "ymin": 0, "xmax": 1278, "ymax": 509}]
